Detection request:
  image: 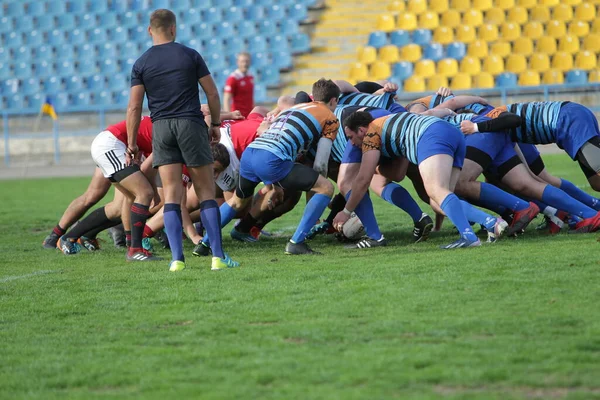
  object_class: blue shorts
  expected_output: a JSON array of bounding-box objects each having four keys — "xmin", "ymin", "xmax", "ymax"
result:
[
  {"xmin": 557, "ymin": 103, "xmax": 600, "ymax": 159},
  {"xmin": 466, "ymin": 131, "xmax": 521, "ymax": 177},
  {"xmin": 239, "ymin": 147, "xmax": 294, "ymax": 185},
  {"xmin": 417, "ymin": 122, "xmax": 466, "ymax": 169},
  {"xmin": 388, "ymin": 103, "xmax": 407, "ymax": 113},
  {"xmin": 341, "ymin": 139, "xmax": 362, "ymax": 164}
]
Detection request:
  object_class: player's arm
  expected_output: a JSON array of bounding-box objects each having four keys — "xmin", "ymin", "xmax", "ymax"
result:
[
  {"xmin": 345, "ymin": 150, "xmax": 380, "ymax": 212},
  {"xmin": 313, "ymin": 137, "xmax": 333, "ymax": 177},
  {"xmin": 372, "ymin": 82, "xmax": 399, "ymax": 96},
  {"xmin": 334, "ymin": 79, "xmax": 360, "ymax": 94},
  {"xmin": 434, "ymin": 95, "xmax": 488, "ymax": 111},
  {"xmin": 222, "ymin": 76, "xmax": 235, "ymax": 112},
  {"xmin": 421, "ymin": 108, "xmax": 456, "ymax": 118},
  {"xmin": 126, "ymin": 85, "xmax": 145, "ymax": 164},
  {"xmin": 471, "ymin": 112, "xmax": 522, "ymax": 133}
]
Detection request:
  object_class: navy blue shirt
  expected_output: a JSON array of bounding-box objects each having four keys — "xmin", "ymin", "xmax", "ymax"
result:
[{"xmin": 131, "ymin": 42, "xmax": 210, "ymax": 124}]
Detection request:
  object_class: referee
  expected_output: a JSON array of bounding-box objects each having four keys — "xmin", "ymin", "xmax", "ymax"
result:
[{"xmin": 125, "ymin": 9, "xmax": 239, "ymax": 272}]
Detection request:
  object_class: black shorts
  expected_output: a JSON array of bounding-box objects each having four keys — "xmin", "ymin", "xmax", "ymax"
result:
[
  {"xmin": 235, "ymin": 163, "xmax": 320, "ymax": 199},
  {"xmin": 576, "ymin": 136, "xmax": 600, "ymax": 178},
  {"xmin": 152, "ymin": 118, "xmax": 213, "ymax": 168}
]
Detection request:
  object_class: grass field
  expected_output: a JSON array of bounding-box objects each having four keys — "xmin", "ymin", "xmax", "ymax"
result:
[{"xmin": 1, "ymin": 154, "xmax": 600, "ymax": 400}]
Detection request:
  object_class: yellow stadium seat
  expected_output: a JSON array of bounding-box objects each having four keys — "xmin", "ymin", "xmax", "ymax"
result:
[
  {"xmin": 408, "ymin": 0, "xmax": 427, "ymax": 14},
  {"xmin": 438, "ymin": 58, "xmax": 459, "ymax": 77},
  {"xmin": 546, "ymin": 20, "xmax": 567, "ymax": 38},
  {"xmin": 539, "ymin": 0, "xmax": 559, "ymax": 5},
  {"xmin": 370, "ymin": 61, "xmax": 392, "ymax": 80},
  {"xmin": 507, "ymin": 6, "xmax": 528, "ymax": 24},
  {"xmin": 400, "ymin": 44, "xmax": 422, "ymax": 62},
  {"xmin": 404, "ymin": 76, "xmax": 426, "ymax": 92},
  {"xmin": 473, "ymin": 72, "xmax": 495, "ymax": 88},
  {"xmin": 542, "ymin": 69, "xmax": 564, "ymax": 84},
  {"xmin": 589, "ymin": 70, "xmax": 600, "ymax": 83},
  {"xmin": 473, "ymin": 0, "xmax": 493, "ymax": 10},
  {"xmin": 460, "ymin": 55, "xmax": 483, "ymax": 75},
  {"xmin": 558, "ymin": 34, "xmax": 580, "ymax": 54},
  {"xmin": 568, "ymin": 21, "xmax": 589, "ymax": 37},
  {"xmin": 513, "ymin": 37, "xmax": 534, "ymax": 56},
  {"xmin": 483, "ymin": 54, "xmax": 505, "ymax": 74},
  {"xmin": 506, "ymin": 54, "xmax": 527, "ymax": 73},
  {"xmin": 452, "ymin": 73, "xmax": 472, "ymax": 89},
  {"xmin": 414, "ymin": 59, "xmax": 436, "ymax": 78},
  {"xmin": 479, "ymin": 23, "xmax": 499, "ymax": 41},
  {"xmin": 430, "ymin": 0, "xmax": 450, "ymax": 13},
  {"xmin": 500, "ymin": 22, "xmax": 521, "ymax": 41},
  {"xmin": 583, "ymin": 34, "xmax": 600, "ymax": 53},
  {"xmin": 575, "ymin": 2, "xmax": 596, "ymax": 21},
  {"xmin": 530, "ymin": 5, "xmax": 551, "ymax": 22},
  {"xmin": 484, "ymin": 7, "xmax": 505, "ymax": 24},
  {"xmin": 441, "ymin": 9, "xmax": 462, "ymax": 28},
  {"xmin": 387, "ymin": 0, "xmax": 406, "ymax": 12},
  {"xmin": 419, "ymin": 11, "xmax": 440, "ymax": 30},
  {"xmin": 575, "ymin": 51, "xmax": 597, "ymax": 70},
  {"xmin": 523, "ymin": 21, "xmax": 544, "ymax": 40},
  {"xmin": 564, "ymin": 0, "xmax": 581, "ymax": 4},
  {"xmin": 495, "ymin": 0, "xmax": 515, "ymax": 10},
  {"xmin": 433, "ymin": 26, "xmax": 455, "ymax": 44},
  {"xmin": 379, "ymin": 45, "xmax": 400, "ymax": 63},
  {"xmin": 451, "ymin": 0, "xmax": 472, "ymax": 11},
  {"xmin": 468, "ymin": 40, "xmax": 489, "ymax": 58},
  {"xmin": 376, "ymin": 14, "xmax": 396, "ymax": 31},
  {"xmin": 517, "ymin": 0, "xmax": 536, "ymax": 8},
  {"xmin": 490, "ymin": 41, "xmax": 512, "ymax": 57},
  {"xmin": 529, "ymin": 53, "xmax": 551, "ymax": 72},
  {"xmin": 593, "ymin": 19, "xmax": 600, "ymax": 33},
  {"xmin": 536, "ymin": 36, "xmax": 557, "ymax": 55},
  {"xmin": 519, "ymin": 71, "xmax": 541, "ymax": 85},
  {"xmin": 397, "ymin": 12, "xmax": 418, "ymax": 31},
  {"xmin": 456, "ymin": 25, "xmax": 477, "ymax": 43},
  {"xmin": 358, "ymin": 46, "xmax": 377, "ymax": 64},
  {"xmin": 349, "ymin": 62, "xmax": 369, "ymax": 82},
  {"xmin": 463, "ymin": 9, "xmax": 484, "ymax": 26},
  {"xmin": 427, "ymin": 76, "xmax": 449, "ymax": 91},
  {"xmin": 552, "ymin": 4, "xmax": 573, "ymax": 22},
  {"xmin": 552, "ymin": 51, "xmax": 574, "ymax": 71}
]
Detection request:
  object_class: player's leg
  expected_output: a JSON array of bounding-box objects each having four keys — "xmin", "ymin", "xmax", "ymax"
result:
[{"xmin": 576, "ymin": 137, "xmax": 600, "ymax": 192}]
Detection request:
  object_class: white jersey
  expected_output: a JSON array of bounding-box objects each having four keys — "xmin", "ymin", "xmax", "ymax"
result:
[{"xmin": 216, "ymin": 126, "xmax": 240, "ymax": 192}]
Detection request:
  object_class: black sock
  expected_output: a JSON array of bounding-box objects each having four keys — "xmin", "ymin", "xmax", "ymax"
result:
[
  {"xmin": 52, "ymin": 224, "xmax": 66, "ymax": 237},
  {"xmin": 236, "ymin": 213, "xmax": 258, "ymax": 233},
  {"xmin": 130, "ymin": 203, "xmax": 150, "ymax": 249},
  {"xmin": 63, "ymin": 207, "xmax": 109, "ymax": 241},
  {"xmin": 83, "ymin": 219, "xmax": 121, "ymax": 239},
  {"xmin": 125, "ymin": 231, "xmax": 131, "ymax": 248},
  {"xmin": 325, "ymin": 193, "xmax": 347, "ymax": 225}
]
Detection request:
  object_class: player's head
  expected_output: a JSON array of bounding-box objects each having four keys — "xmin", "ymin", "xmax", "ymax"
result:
[
  {"xmin": 277, "ymin": 95, "xmax": 295, "ymax": 111},
  {"xmin": 343, "ymin": 111, "xmax": 374, "ymax": 146},
  {"xmin": 149, "ymin": 9, "xmax": 177, "ymax": 41},
  {"xmin": 237, "ymin": 52, "xmax": 251, "ymax": 73},
  {"xmin": 211, "ymin": 143, "xmax": 230, "ymax": 178},
  {"xmin": 312, "ymin": 78, "xmax": 340, "ymax": 111}
]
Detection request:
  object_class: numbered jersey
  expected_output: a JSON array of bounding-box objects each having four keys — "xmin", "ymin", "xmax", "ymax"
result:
[
  {"xmin": 215, "ymin": 126, "xmax": 241, "ymax": 192},
  {"xmin": 249, "ymin": 102, "xmax": 339, "ymax": 161}
]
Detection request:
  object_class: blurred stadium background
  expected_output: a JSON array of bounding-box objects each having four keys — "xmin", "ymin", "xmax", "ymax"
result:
[{"xmin": 0, "ymin": 0, "xmax": 599, "ymax": 171}]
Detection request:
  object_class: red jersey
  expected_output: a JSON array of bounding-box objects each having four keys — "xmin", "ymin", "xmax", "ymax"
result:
[
  {"xmin": 107, "ymin": 116, "xmax": 153, "ymax": 156},
  {"xmin": 225, "ymin": 112, "xmax": 263, "ymax": 159},
  {"xmin": 224, "ymin": 70, "xmax": 254, "ymax": 118}
]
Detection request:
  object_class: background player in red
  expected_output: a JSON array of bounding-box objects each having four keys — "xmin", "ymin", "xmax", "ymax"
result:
[{"xmin": 223, "ymin": 52, "xmax": 254, "ymax": 118}]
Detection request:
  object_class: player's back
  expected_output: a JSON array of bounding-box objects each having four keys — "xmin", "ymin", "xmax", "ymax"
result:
[
  {"xmin": 506, "ymin": 101, "xmax": 566, "ymax": 144},
  {"xmin": 381, "ymin": 112, "xmax": 441, "ymax": 163},
  {"xmin": 339, "ymin": 91, "xmax": 398, "ymax": 110}
]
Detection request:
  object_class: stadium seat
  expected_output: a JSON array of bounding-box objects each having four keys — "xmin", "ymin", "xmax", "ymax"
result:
[
  {"xmin": 6, "ymin": 2, "xmax": 25, "ymax": 17},
  {"xmin": 495, "ymin": 0, "xmax": 515, "ymax": 9},
  {"xmin": 120, "ymin": 11, "xmax": 138, "ymax": 27},
  {"xmin": 558, "ymin": 34, "xmax": 580, "ymax": 54},
  {"xmin": 423, "ymin": 43, "xmax": 445, "ymax": 61},
  {"xmin": 530, "ymin": 5, "xmax": 551, "ymax": 22},
  {"xmin": 0, "ymin": 62, "xmax": 11, "ymax": 80},
  {"xmin": 270, "ymin": 34, "xmax": 289, "ymax": 52},
  {"xmin": 98, "ymin": 43, "xmax": 117, "ymax": 59},
  {"xmin": 575, "ymin": 2, "xmax": 595, "ymax": 21},
  {"xmin": 393, "ymin": 61, "xmax": 414, "ymax": 80},
  {"xmin": 467, "ymin": 40, "xmax": 488, "ymax": 58},
  {"xmin": 151, "ymin": 0, "xmax": 169, "ymax": 8},
  {"xmin": 589, "ymin": 70, "xmax": 600, "ymax": 83},
  {"xmin": 542, "ymin": 69, "xmax": 564, "ymax": 84},
  {"xmin": 495, "ymin": 72, "xmax": 518, "ymax": 87},
  {"xmin": 35, "ymin": 44, "xmax": 52, "ymax": 59},
  {"xmin": 507, "ymin": 7, "xmax": 528, "ymax": 24},
  {"xmin": 376, "ymin": 14, "xmax": 396, "ymax": 32},
  {"xmin": 53, "ymin": 92, "xmax": 69, "ymax": 110},
  {"xmin": 47, "ymin": 0, "xmax": 67, "ymax": 15},
  {"xmin": 539, "ymin": 0, "xmax": 559, "ymax": 5},
  {"xmin": 408, "ymin": 0, "xmax": 427, "ymax": 15},
  {"xmin": 47, "ymin": 29, "xmax": 64, "ymax": 47},
  {"xmin": 260, "ymin": 65, "xmax": 280, "ymax": 85},
  {"xmin": 14, "ymin": 62, "xmax": 31, "ymax": 79},
  {"xmin": 390, "ymin": 30, "xmax": 410, "ymax": 47},
  {"xmin": 485, "ymin": 8, "xmax": 505, "ymax": 24},
  {"xmin": 412, "ymin": 29, "xmax": 432, "ymax": 46},
  {"xmin": 36, "ymin": 14, "xmax": 55, "ymax": 31},
  {"xmin": 21, "ymin": 78, "xmax": 41, "ymax": 96},
  {"xmin": 111, "ymin": 0, "xmax": 128, "ymax": 12},
  {"xmin": 370, "ymin": 61, "xmax": 392, "ymax": 80},
  {"xmin": 94, "ymin": 90, "xmax": 113, "ymax": 106},
  {"xmin": 16, "ymin": 16, "xmax": 34, "ymax": 33},
  {"xmin": 2, "ymin": 79, "xmax": 19, "ymax": 95},
  {"xmin": 79, "ymin": 58, "xmax": 98, "ymax": 75},
  {"xmin": 397, "ymin": 13, "xmax": 418, "ymax": 31},
  {"xmin": 26, "ymin": 1, "xmax": 46, "ymax": 16},
  {"xmin": 433, "ymin": 26, "xmax": 455, "ymax": 45},
  {"xmin": 513, "ymin": 37, "xmax": 533, "ymax": 56},
  {"xmin": 473, "ymin": 72, "xmax": 495, "ymax": 88},
  {"xmin": 456, "ymin": 25, "xmax": 476, "ymax": 43},
  {"xmin": 8, "ymin": 94, "xmax": 25, "ymax": 110},
  {"xmin": 288, "ymin": 3, "xmax": 309, "ymax": 22},
  {"xmin": 203, "ymin": 7, "xmax": 222, "ymax": 21},
  {"xmin": 237, "ymin": 21, "xmax": 257, "ymax": 38},
  {"xmin": 441, "ymin": 9, "xmax": 461, "ymax": 28},
  {"xmin": 552, "ymin": 4, "xmax": 573, "ymax": 21},
  {"xmin": 451, "ymin": 0, "xmax": 472, "ymax": 12},
  {"xmin": 216, "ymin": 22, "xmax": 235, "ymax": 38},
  {"xmin": 463, "ymin": 9, "xmax": 483, "ymax": 26},
  {"xmin": 224, "ymin": 6, "xmax": 244, "ymax": 22},
  {"xmin": 593, "ymin": 19, "xmax": 600, "ymax": 34},
  {"xmin": 73, "ymin": 92, "xmax": 92, "ymax": 107},
  {"xmin": 379, "ymin": 45, "xmax": 400, "ymax": 63},
  {"xmin": 438, "ymin": 58, "xmax": 459, "ymax": 77},
  {"xmin": 565, "ymin": 69, "xmax": 588, "ymax": 84},
  {"xmin": 90, "ymin": 0, "xmax": 109, "ymax": 13},
  {"xmin": 430, "ymin": 0, "xmax": 450, "ymax": 13},
  {"xmin": 43, "ymin": 76, "xmax": 62, "ymax": 94},
  {"xmin": 14, "ymin": 46, "xmax": 32, "ymax": 63},
  {"xmin": 254, "ymin": 84, "xmax": 268, "ymax": 103},
  {"xmin": 89, "ymin": 28, "xmax": 108, "ymax": 45},
  {"xmin": 552, "ymin": 51, "xmax": 574, "ymax": 71},
  {"xmin": 224, "ymin": 36, "xmax": 245, "ymax": 55},
  {"xmin": 506, "ymin": 54, "xmax": 527, "ymax": 73},
  {"xmin": 79, "ymin": 13, "xmax": 96, "ymax": 30},
  {"xmin": 490, "ymin": 41, "xmax": 511, "ymax": 57},
  {"xmin": 400, "ymin": 44, "xmax": 422, "ymax": 62},
  {"xmin": 181, "ymin": 8, "xmax": 201, "ymax": 25},
  {"xmin": 6, "ymin": 32, "xmax": 24, "ymax": 48},
  {"xmin": 55, "ymin": 60, "xmax": 75, "ymax": 77},
  {"xmin": 387, "ymin": 0, "xmax": 406, "ymax": 11},
  {"xmin": 529, "ymin": 53, "xmax": 550, "ymax": 72},
  {"xmin": 349, "ymin": 62, "xmax": 369, "ymax": 82},
  {"xmin": 446, "ymin": 42, "xmax": 467, "ymax": 60},
  {"xmin": 483, "ymin": 54, "xmax": 504, "ymax": 74},
  {"xmin": 257, "ymin": 20, "xmax": 276, "ymax": 36},
  {"xmin": 500, "ymin": 22, "xmax": 521, "ymax": 41},
  {"xmin": 88, "ymin": 75, "xmax": 106, "ymax": 91},
  {"xmin": 536, "ymin": 36, "xmax": 557, "ymax": 55},
  {"xmin": 66, "ymin": 76, "xmax": 84, "ymax": 92},
  {"xmin": 290, "ymin": 33, "xmax": 310, "ymax": 53},
  {"xmin": 517, "ymin": 0, "xmax": 536, "ymax": 7},
  {"xmin": 272, "ymin": 51, "xmax": 292, "ymax": 70},
  {"xmin": 419, "ymin": 12, "xmax": 439, "ymax": 30},
  {"xmin": 280, "ymin": 21, "xmax": 299, "ymax": 37},
  {"xmin": 403, "ymin": 76, "xmax": 426, "ymax": 92},
  {"xmin": 414, "ymin": 59, "xmax": 436, "ymax": 78},
  {"xmin": 568, "ymin": 21, "xmax": 589, "ymax": 38},
  {"xmin": 427, "ymin": 75, "xmax": 449, "ymax": 91},
  {"xmin": 460, "ymin": 55, "xmax": 482, "ymax": 75},
  {"xmin": 518, "ymin": 71, "xmax": 540, "ymax": 86},
  {"xmin": 0, "ymin": 17, "xmax": 13, "ymax": 35},
  {"xmin": 68, "ymin": 0, "xmax": 87, "ymax": 13},
  {"xmin": 107, "ymin": 74, "xmax": 127, "ymax": 91},
  {"xmin": 575, "ymin": 51, "xmax": 597, "ymax": 70},
  {"xmin": 452, "ymin": 73, "xmax": 472, "ymax": 89},
  {"xmin": 583, "ymin": 34, "xmax": 600, "ymax": 53},
  {"xmin": 478, "ymin": 24, "xmax": 499, "ymax": 41},
  {"xmin": 358, "ymin": 46, "xmax": 377, "ymax": 64},
  {"xmin": 368, "ymin": 31, "xmax": 388, "ymax": 48},
  {"xmin": 523, "ymin": 21, "xmax": 544, "ymax": 40},
  {"xmin": 473, "ymin": 0, "xmax": 493, "ymax": 10}
]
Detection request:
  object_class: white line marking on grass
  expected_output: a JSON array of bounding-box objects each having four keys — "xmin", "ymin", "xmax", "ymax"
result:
[{"xmin": 0, "ymin": 270, "xmax": 56, "ymax": 283}]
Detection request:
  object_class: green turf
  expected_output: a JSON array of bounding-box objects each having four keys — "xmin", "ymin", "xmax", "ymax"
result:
[{"xmin": 1, "ymin": 154, "xmax": 600, "ymax": 400}]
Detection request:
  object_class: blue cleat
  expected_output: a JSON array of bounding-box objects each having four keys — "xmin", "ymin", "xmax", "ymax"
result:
[
  {"xmin": 211, "ymin": 253, "xmax": 240, "ymax": 270},
  {"xmin": 57, "ymin": 236, "xmax": 81, "ymax": 255},
  {"xmin": 142, "ymin": 237, "xmax": 154, "ymax": 252},
  {"xmin": 440, "ymin": 237, "xmax": 481, "ymax": 249},
  {"xmin": 230, "ymin": 227, "xmax": 258, "ymax": 242}
]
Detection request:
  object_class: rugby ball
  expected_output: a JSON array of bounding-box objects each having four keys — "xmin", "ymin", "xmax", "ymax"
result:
[{"xmin": 342, "ymin": 213, "xmax": 365, "ymax": 240}]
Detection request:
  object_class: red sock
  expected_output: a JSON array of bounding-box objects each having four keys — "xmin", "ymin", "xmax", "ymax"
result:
[
  {"xmin": 143, "ymin": 225, "xmax": 155, "ymax": 238},
  {"xmin": 53, "ymin": 224, "xmax": 66, "ymax": 236}
]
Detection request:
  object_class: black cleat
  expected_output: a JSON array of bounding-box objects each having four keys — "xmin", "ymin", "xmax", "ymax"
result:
[
  {"xmin": 42, "ymin": 232, "xmax": 60, "ymax": 249},
  {"xmin": 108, "ymin": 225, "xmax": 126, "ymax": 248},
  {"xmin": 345, "ymin": 235, "xmax": 388, "ymax": 249},
  {"xmin": 192, "ymin": 242, "xmax": 211, "ymax": 257},
  {"xmin": 285, "ymin": 241, "xmax": 321, "ymax": 255},
  {"xmin": 412, "ymin": 214, "xmax": 433, "ymax": 243}
]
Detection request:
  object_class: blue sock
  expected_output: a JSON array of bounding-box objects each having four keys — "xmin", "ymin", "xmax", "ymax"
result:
[
  {"xmin": 202, "ymin": 202, "xmax": 237, "ymax": 246},
  {"xmin": 440, "ymin": 194, "xmax": 478, "ymax": 242},
  {"xmin": 541, "ymin": 185, "xmax": 597, "ymax": 219},
  {"xmin": 164, "ymin": 203, "xmax": 184, "ymax": 262},
  {"xmin": 479, "ymin": 182, "xmax": 529, "ymax": 211},
  {"xmin": 200, "ymin": 200, "xmax": 225, "ymax": 259},
  {"xmin": 468, "ymin": 197, "xmax": 508, "ymax": 216},
  {"xmin": 460, "ymin": 200, "xmax": 497, "ymax": 231},
  {"xmin": 560, "ymin": 179, "xmax": 600, "ymax": 211},
  {"xmin": 347, "ymin": 190, "xmax": 382, "ymax": 240},
  {"xmin": 381, "ymin": 182, "xmax": 423, "ymax": 222},
  {"xmin": 530, "ymin": 199, "xmax": 549, "ymax": 212},
  {"xmin": 291, "ymin": 193, "xmax": 331, "ymax": 243}
]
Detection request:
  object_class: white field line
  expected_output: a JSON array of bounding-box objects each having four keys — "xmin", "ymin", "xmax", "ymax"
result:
[{"xmin": 0, "ymin": 270, "xmax": 56, "ymax": 283}]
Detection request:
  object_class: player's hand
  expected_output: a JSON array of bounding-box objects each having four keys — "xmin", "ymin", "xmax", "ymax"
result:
[
  {"xmin": 333, "ymin": 211, "xmax": 351, "ymax": 232},
  {"xmin": 231, "ymin": 110, "xmax": 244, "ymax": 120},
  {"xmin": 383, "ymin": 82, "xmax": 398, "ymax": 93},
  {"xmin": 125, "ymin": 145, "xmax": 140, "ymax": 166},
  {"xmin": 460, "ymin": 120, "xmax": 477, "ymax": 135},
  {"xmin": 436, "ymin": 87, "xmax": 453, "ymax": 97},
  {"xmin": 265, "ymin": 186, "xmax": 284, "ymax": 210},
  {"xmin": 200, "ymin": 104, "xmax": 210, "ymax": 116},
  {"xmin": 210, "ymin": 126, "xmax": 221, "ymax": 143}
]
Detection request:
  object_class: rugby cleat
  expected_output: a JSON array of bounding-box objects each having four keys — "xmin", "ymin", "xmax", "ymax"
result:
[
  {"xmin": 141, "ymin": 237, "xmax": 154, "ymax": 252},
  {"xmin": 126, "ymin": 248, "xmax": 163, "ymax": 262},
  {"xmin": 487, "ymin": 218, "xmax": 509, "ymax": 243},
  {"xmin": 42, "ymin": 232, "xmax": 60, "ymax": 249},
  {"xmin": 306, "ymin": 221, "xmax": 336, "ymax": 240},
  {"xmin": 169, "ymin": 260, "xmax": 186, "ymax": 272},
  {"xmin": 249, "ymin": 226, "xmax": 273, "ymax": 240},
  {"xmin": 230, "ymin": 227, "xmax": 259, "ymax": 242},
  {"xmin": 211, "ymin": 254, "xmax": 240, "ymax": 270},
  {"xmin": 108, "ymin": 226, "xmax": 126, "ymax": 249},
  {"xmin": 192, "ymin": 242, "xmax": 211, "ymax": 257},
  {"xmin": 569, "ymin": 211, "xmax": 600, "ymax": 234},
  {"xmin": 78, "ymin": 236, "xmax": 100, "ymax": 251},
  {"xmin": 506, "ymin": 202, "xmax": 539, "ymax": 236},
  {"xmin": 285, "ymin": 241, "xmax": 321, "ymax": 255},
  {"xmin": 413, "ymin": 213, "xmax": 434, "ymax": 243},
  {"xmin": 440, "ymin": 237, "xmax": 482, "ymax": 249},
  {"xmin": 57, "ymin": 236, "xmax": 81, "ymax": 255},
  {"xmin": 345, "ymin": 235, "xmax": 387, "ymax": 249}
]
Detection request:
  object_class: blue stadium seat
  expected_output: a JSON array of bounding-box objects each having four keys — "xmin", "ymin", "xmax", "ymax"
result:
[
  {"xmin": 194, "ymin": 22, "xmax": 214, "ymax": 40},
  {"xmin": 185, "ymin": 38, "xmax": 202, "ymax": 52},
  {"xmin": 88, "ymin": 75, "xmax": 106, "ymax": 91},
  {"xmin": 368, "ymin": 31, "xmax": 388, "ymax": 49},
  {"xmin": 36, "ymin": 45, "xmax": 52, "ymax": 60},
  {"xmin": 204, "ymin": 52, "xmax": 226, "ymax": 72},
  {"xmin": 73, "ymin": 92, "xmax": 92, "ymax": 107},
  {"xmin": 203, "ymin": 7, "xmax": 222, "ymax": 21},
  {"xmin": 152, "ymin": 0, "xmax": 170, "ymax": 8},
  {"xmin": 36, "ymin": 15, "xmax": 55, "ymax": 31},
  {"xmin": 99, "ymin": 12, "xmax": 118, "ymax": 30},
  {"xmin": 291, "ymin": 33, "xmax": 310, "ymax": 53},
  {"xmin": 120, "ymin": 11, "xmax": 138, "ymax": 27},
  {"xmin": 26, "ymin": 1, "xmax": 46, "ymax": 17},
  {"xmin": 108, "ymin": 74, "xmax": 127, "ymax": 91},
  {"xmin": 89, "ymin": 28, "xmax": 108, "ymax": 45},
  {"xmin": 68, "ymin": 0, "xmax": 87, "ymax": 14},
  {"xmin": 66, "ymin": 76, "xmax": 84, "ymax": 92},
  {"xmin": 44, "ymin": 76, "xmax": 62, "ymax": 94},
  {"xmin": 8, "ymin": 94, "xmax": 25, "ymax": 110},
  {"xmin": 108, "ymin": 26, "xmax": 128, "ymax": 44},
  {"xmin": 98, "ymin": 43, "xmax": 117, "ymax": 59},
  {"xmin": 260, "ymin": 65, "xmax": 280, "ymax": 85},
  {"xmin": 257, "ymin": 20, "xmax": 277, "ymax": 36},
  {"xmin": 14, "ymin": 62, "xmax": 31, "ymax": 79},
  {"xmin": 272, "ymin": 51, "xmax": 293, "ymax": 70},
  {"xmin": 412, "ymin": 29, "xmax": 432, "ymax": 46},
  {"xmin": 56, "ymin": 61, "xmax": 75, "ymax": 77},
  {"xmin": 68, "ymin": 29, "xmax": 86, "ymax": 45},
  {"xmin": 0, "ymin": 63, "xmax": 10, "ymax": 80},
  {"xmin": 46, "ymin": 0, "xmax": 67, "ymax": 15},
  {"xmin": 267, "ymin": 5, "xmax": 285, "ymax": 20},
  {"xmin": 21, "ymin": 78, "xmax": 41, "ymax": 96},
  {"xmin": 496, "ymin": 72, "xmax": 518, "ymax": 87},
  {"xmin": 393, "ymin": 61, "xmax": 414, "ymax": 81},
  {"xmin": 89, "ymin": 0, "xmax": 108, "ymax": 13},
  {"xmin": 248, "ymin": 35, "xmax": 267, "ymax": 53},
  {"xmin": 181, "ymin": 8, "xmax": 201, "ymax": 25},
  {"xmin": 6, "ymin": 2, "xmax": 25, "ymax": 17},
  {"xmin": 48, "ymin": 30, "xmax": 65, "ymax": 46},
  {"xmin": 252, "ymin": 52, "xmax": 270, "ymax": 69},
  {"xmin": 130, "ymin": 26, "xmax": 148, "ymax": 42},
  {"xmin": 246, "ymin": 6, "xmax": 265, "ymax": 21},
  {"xmin": 280, "ymin": 21, "xmax": 299, "ymax": 36},
  {"xmin": 2, "ymin": 79, "xmax": 19, "ymax": 95},
  {"xmin": 216, "ymin": 22, "xmax": 235, "ymax": 38},
  {"xmin": 254, "ymin": 84, "xmax": 268, "ymax": 103},
  {"xmin": 101, "ymin": 59, "xmax": 118, "ymax": 75},
  {"xmin": 75, "ymin": 43, "xmax": 94, "ymax": 59},
  {"xmin": 26, "ymin": 30, "xmax": 43, "ymax": 47},
  {"xmin": 423, "ymin": 43, "xmax": 445, "ymax": 61},
  {"xmin": 78, "ymin": 13, "xmax": 96, "ymax": 30},
  {"xmin": 224, "ymin": 7, "xmax": 244, "ymax": 22},
  {"xmin": 0, "ymin": 17, "xmax": 13, "ymax": 34},
  {"xmin": 27, "ymin": 94, "xmax": 44, "ymax": 109},
  {"xmin": 190, "ymin": 0, "xmax": 212, "ymax": 10},
  {"xmin": 269, "ymin": 35, "xmax": 290, "ymax": 52},
  {"xmin": 54, "ymin": 44, "xmax": 75, "ymax": 61},
  {"xmin": 566, "ymin": 70, "xmax": 588, "ymax": 84},
  {"xmin": 216, "ymin": 0, "xmax": 233, "ymax": 7},
  {"xmin": 235, "ymin": 0, "xmax": 254, "ymax": 6},
  {"xmin": 111, "ymin": 0, "xmax": 128, "ymax": 12},
  {"xmin": 446, "ymin": 42, "xmax": 467, "ymax": 60},
  {"xmin": 6, "ymin": 32, "xmax": 23, "ymax": 48},
  {"xmin": 129, "ymin": 0, "xmax": 145, "ymax": 11},
  {"xmin": 35, "ymin": 61, "xmax": 53, "ymax": 78},
  {"xmin": 236, "ymin": 20, "xmax": 257, "ymax": 38},
  {"xmin": 17, "ymin": 16, "xmax": 34, "ymax": 32},
  {"xmin": 0, "ymin": 47, "xmax": 8, "ymax": 63},
  {"xmin": 390, "ymin": 30, "xmax": 410, "ymax": 47},
  {"xmin": 224, "ymin": 37, "xmax": 245, "ymax": 56},
  {"xmin": 95, "ymin": 90, "xmax": 113, "ymax": 106},
  {"xmin": 115, "ymin": 90, "xmax": 129, "ymax": 106},
  {"xmin": 287, "ymin": 4, "xmax": 308, "ymax": 21},
  {"xmin": 172, "ymin": 0, "xmax": 191, "ymax": 10},
  {"xmin": 77, "ymin": 58, "xmax": 97, "ymax": 75},
  {"xmin": 14, "ymin": 46, "xmax": 32, "ymax": 63},
  {"xmin": 57, "ymin": 14, "xmax": 76, "ymax": 31},
  {"xmin": 174, "ymin": 23, "xmax": 191, "ymax": 42},
  {"xmin": 119, "ymin": 58, "xmax": 135, "ymax": 72}
]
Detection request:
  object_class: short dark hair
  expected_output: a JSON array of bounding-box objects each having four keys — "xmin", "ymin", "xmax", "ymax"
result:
[
  {"xmin": 312, "ymin": 78, "xmax": 341, "ymax": 103},
  {"xmin": 354, "ymin": 81, "xmax": 383, "ymax": 94},
  {"xmin": 343, "ymin": 111, "xmax": 374, "ymax": 133},
  {"xmin": 211, "ymin": 143, "xmax": 230, "ymax": 170},
  {"xmin": 150, "ymin": 9, "xmax": 176, "ymax": 32}
]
